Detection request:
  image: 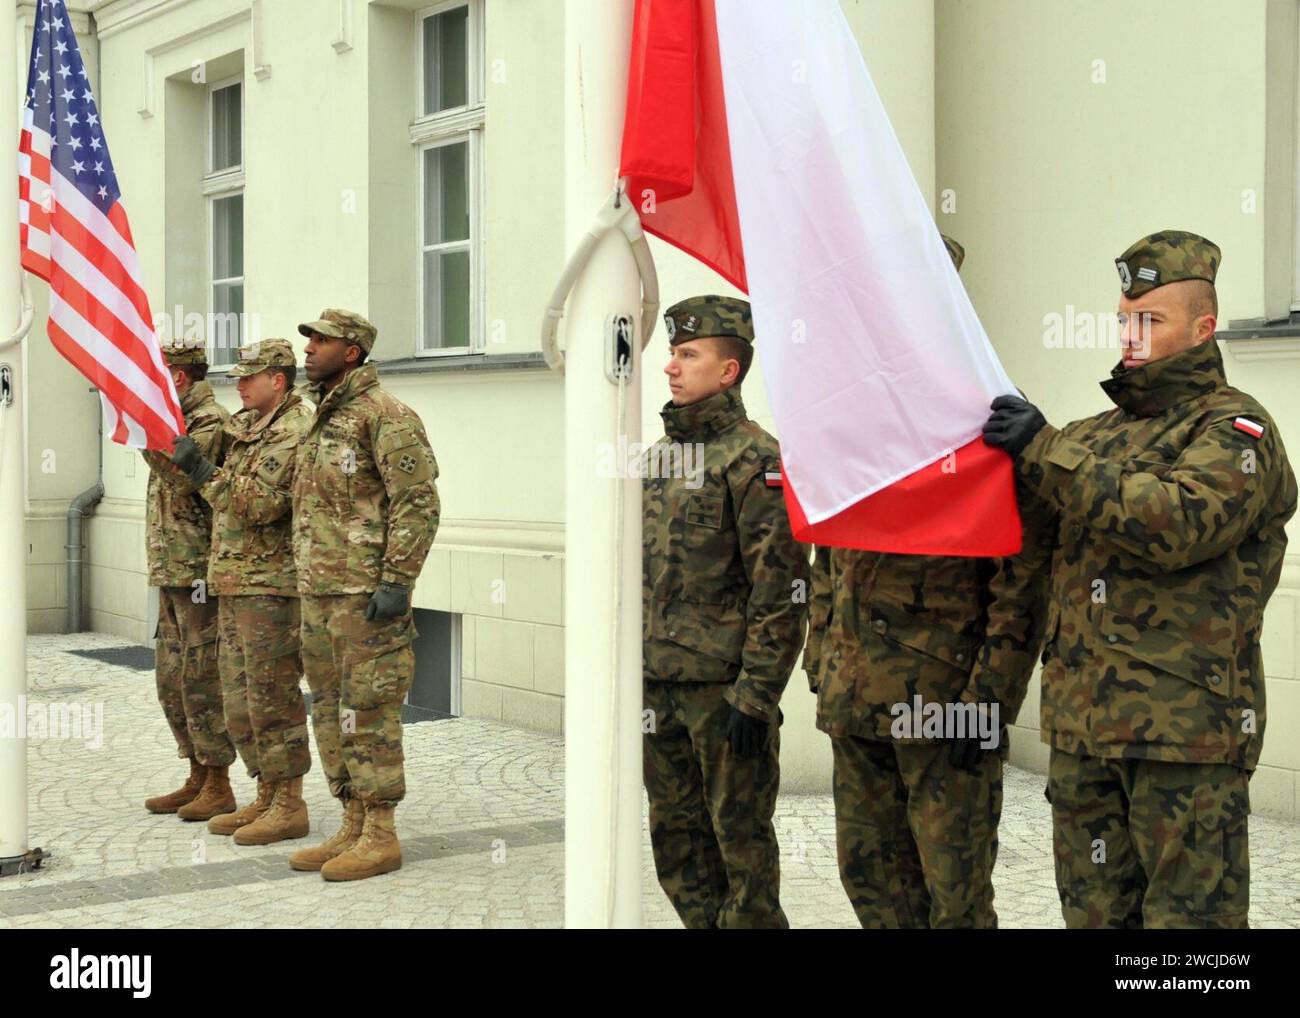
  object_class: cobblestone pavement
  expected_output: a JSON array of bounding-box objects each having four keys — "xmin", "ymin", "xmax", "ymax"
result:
[{"xmin": 2, "ymin": 634, "xmax": 1297, "ymax": 929}]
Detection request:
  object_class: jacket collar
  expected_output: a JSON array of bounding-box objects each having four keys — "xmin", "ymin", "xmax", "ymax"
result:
[
  {"xmin": 659, "ymin": 387, "xmax": 747, "ymax": 441},
  {"xmin": 180, "ymin": 380, "xmax": 214, "ymax": 420},
  {"xmin": 227, "ymin": 390, "xmax": 303, "ymax": 441},
  {"xmin": 310, "ymin": 362, "xmax": 379, "ymax": 419},
  {"xmin": 1099, "ymin": 338, "xmax": 1225, "ymax": 417}
]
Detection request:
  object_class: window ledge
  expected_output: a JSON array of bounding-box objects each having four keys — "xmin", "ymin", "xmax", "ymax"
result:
[
  {"xmin": 380, "ymin": 352, "xmax": 551, "ymax": 375},
  {"xmin": 1218, "ymin": 320, "xmax": 1300, "ymax": 361}
]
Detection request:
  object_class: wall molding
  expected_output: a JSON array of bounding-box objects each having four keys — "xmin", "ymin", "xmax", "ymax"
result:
[{"xmin": 331, "ymin": 0, "xmax": 354, "ymax": 54}]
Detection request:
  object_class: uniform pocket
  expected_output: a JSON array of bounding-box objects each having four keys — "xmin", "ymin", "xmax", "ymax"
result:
[
  {"xmin": 1098, "ymin": 609, "xmax": 1232, "ymax": 698},
  {"xmin": 863, "ymin": 603, "xmax": 979, "ymax": 673},
  {"xmin": 1188, "ymin": 772, "xmax": 1250, "ymax": 921}
]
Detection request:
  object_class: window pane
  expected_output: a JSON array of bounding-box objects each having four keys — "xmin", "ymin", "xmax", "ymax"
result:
[
  {"xmin": 213, "ymin": 194, "xmax": 244, "ymax": 279},
  {"xmin": 422, "ymin": 6, "xmax": 468, "ymax": 115},
  {"xmin": 423, "ymin": 142, "xmax": 469, "ymax": 245},
  {"xmin": 211, "ymin": 83, "xmax": 242, "ymax": 171},
  {"xmin": 212, "ymin": 282, "xmax": 243, "ymax": 364},
  {"xmin": 423, "ymin": 248, "xmax": 470, "ymax": 350}
]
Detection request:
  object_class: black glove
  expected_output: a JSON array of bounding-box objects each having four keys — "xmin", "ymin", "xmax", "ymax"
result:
[
  {"xmin": 170, "ymin": 435, "xmax": 216, "ymax": 487},
  {"xmin": 727, "ymin": 705, "xmax": 769, "ymax": 759},
  {"xmin": 982, "ymin": 395, "xmax": 1047, "ymax": 460},
  {"xmin": 948, "ymin": 737, "xmax": 989, "ymax": 774},
  {"xmin": 366, "ymin": 581, "xmax": 410, "ymax": 621}
]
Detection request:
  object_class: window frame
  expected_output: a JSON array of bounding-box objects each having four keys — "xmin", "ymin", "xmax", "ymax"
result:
[
  {"xmin": 413, "ymin": 0, "xmax": 485, "ymax": 357},
  {"xmin": 205, "ymin": 75, "xmax": 245, "ymax": 368}
]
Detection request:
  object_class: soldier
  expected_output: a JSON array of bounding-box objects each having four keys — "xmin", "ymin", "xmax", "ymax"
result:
[
  {"xmin": 288, "ymin": 309, "xmax": 440, "ymax": 881},
  {"xmin": 169, "ymin": 339, "xmax": 314, "ymax": 845},
  {"xmin": 804, "ymin": 236, "xmax": 1054, "ymax": 929},
  {"xmin": 643, "ymin": 294, "xmax": 809, "ymax": 929},
  {"xmin": 984, "ymin": 230, "xmax": 1298, "ymax": 928},
  {"xmin": 142, "ymin": 341, "xmax": 236, "ymax": 821}
]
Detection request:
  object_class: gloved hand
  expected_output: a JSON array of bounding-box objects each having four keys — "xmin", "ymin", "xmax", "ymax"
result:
[
  {"xmin": 365, "ymin": 581, "xmax": 410, "ymax": 621},
  {"xmin": 727, "ymin": 705, "xmax": 769, "ymax": 759},
  {"xmin": 948, "ymin": 737, "xmax": 990, "ymax": 774},
  {"xmin": 982, "ymin": 395, "xmax": 1047, "ymax": 460},
  {"xmin": 170, "ymin": 435, "xmax": 216, "ymax": 487}
]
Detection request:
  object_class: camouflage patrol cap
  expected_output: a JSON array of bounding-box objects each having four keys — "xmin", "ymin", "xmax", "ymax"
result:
[
  {"xmin": 297, "ymin": 308, "xmax": 378, "ymax": 353},
  {"xmin": 663, "ymin": 295, "xmax": 754, "ymax": 346},
  {"xmin": 159, "ymin": 339, "xmax": 207, "ymax": 366},
  {"xmin": 1115, "ymin": 230, "xmax": 1220, "ymax": 298},
  {"xmin": 941, "ymin": 234, "xmax": 965, "ymax": 272},
  {"xmin": 227, "ymin": 337, "xmax": 296, "ymax": 378}
]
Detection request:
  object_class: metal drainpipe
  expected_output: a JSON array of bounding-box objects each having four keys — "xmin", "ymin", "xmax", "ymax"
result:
[{"xmin": 65, "ymin": 392, "xmax": 104, "ymax": 634}]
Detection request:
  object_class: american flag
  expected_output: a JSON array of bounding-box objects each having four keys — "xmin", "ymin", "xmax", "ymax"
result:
[{"xmin": 18, "ymin": 0, "xmax": 184, "ymax": 449}]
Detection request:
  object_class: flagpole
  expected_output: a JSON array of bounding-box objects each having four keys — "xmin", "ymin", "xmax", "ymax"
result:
[
  {"xmin": 563, "ymin": 0, "xmax": 643, "ymax": 927},
  {"xmin": 0, "ymin": 0, "xmax": 33, "ymax": 874}
]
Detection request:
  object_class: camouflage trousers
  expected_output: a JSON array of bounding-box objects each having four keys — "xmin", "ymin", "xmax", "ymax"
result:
[
  {"xmin": 1048, "ymin": 748, "xmax": 1250, "ymax": 929},
  {"xmin": 154, "ymin": 586, "xmax": 235, "ymax": 768},
  {"xmin": 216, "ymin": 595, "xmax": 311, "ymax": 782},
  {"xmin": 830, "ymin": 734, "xmax": 1004, "ymax": 928},
  {"xmin": 300, "ymin": 594, "xmax": 415, "ymax": 805},
  {"xmin": 643, "ymin": 681, "xmax": 787, "ymax": 929}
]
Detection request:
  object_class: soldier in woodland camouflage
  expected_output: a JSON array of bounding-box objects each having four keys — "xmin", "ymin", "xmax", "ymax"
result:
[
  {"xmin": 289, "ymin": 309, "xmax": 440, "ymax": 881},
  {"xmin": 804, "ymin": 237, "xmax": 1055, "ymax": 928},
  {"xmin": 170, "ymin": 338, "xmax": 314, "ymax": 845},
  {"xmin": 643, "ymin": 294, "xmax": 809, "ymax": 929},
  {"xmin": 142, "ymin": 342, "xmax": 236, "ymax": 821},
  {"xmin": 984, "ymin": 230, "xmax": 1298, "ymax": 928}
]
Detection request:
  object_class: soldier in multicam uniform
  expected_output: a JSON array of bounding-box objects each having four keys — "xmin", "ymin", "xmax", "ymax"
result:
[
  {"xmin": 803, "ymin": 237, "xmax": 1055, "ymax": 929},
  {"xmin": 288, "ymin": 309, "xmax": 440, "ymax": 881},
  {"xmin": 984, "ymin": 230, "xmax": 1298, "ymax": 928},
  {"xmin": 142, "ymin": 342, "xmax": 237, "ymax": 820},
  {"xmin": 642, "ymin": 294, "xmax": 810, "ymax": 929},
  {"xmin": 170, "ymin": 338, "xmax": 314, "ymax": 845}
]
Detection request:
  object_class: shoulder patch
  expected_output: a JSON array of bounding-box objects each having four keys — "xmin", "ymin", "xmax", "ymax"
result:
[
  {"xmin": 1233, "ymin": 417, "xmax": 1265, "ymax": 439},
  {"xmin": 764, "ymin": 470, "xmax": 783, "ymax": 488}
]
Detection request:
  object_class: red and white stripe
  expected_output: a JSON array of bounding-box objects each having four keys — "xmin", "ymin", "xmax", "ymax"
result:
[
  {"xmin": 1233, "ymin": 417, "xmax": 1264, "ymax": 439},
  {"xmin": 19, "ymin": 106, "xmax": 183, "ymax": 450},
  {"xmin": 621, "ymin": 0, "xmax": 1022, "ymax": 555}
]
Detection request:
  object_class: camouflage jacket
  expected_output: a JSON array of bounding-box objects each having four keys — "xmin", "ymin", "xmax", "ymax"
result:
[
  {"xmin": 292, "ymin": 363, "xmax": 440, "ymax": 595},
  {"xmin": 803, "ymin": 479, "xmax": 1055, "ymax": 741},
  {"xmin": 143, "ymin": 380, "xmax": 229, "ymax": 588},
  {"xmin": 200, "ymin": 391, "xmax": 313, "ymax": 597},
  {"xmin": 642, "ymin": 388, "xmax": 810, "ymax": 722},
  {"xmin": 1019, "ymin": 339, "xmax": 1296, "ymax": 770}
]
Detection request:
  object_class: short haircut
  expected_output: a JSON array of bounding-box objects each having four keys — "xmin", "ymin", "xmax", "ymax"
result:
[
  {"xmin": 180, "ymin": 363, "xmax": 208, "ymax": 383},
  {"xmin": 268, "ymin": 364, "xmax": 297, "ymax": 389},
  {"xmin": 711, "ymin": 335, "xmax": 753, "ymax": 386},
  {"xmin": 1186, "ymin": 279, "xmax": 1218, "ymax": 321}
]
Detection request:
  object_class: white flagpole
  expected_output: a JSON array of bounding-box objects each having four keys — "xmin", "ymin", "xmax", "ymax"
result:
[
  {"xmin": 0, "ymin": 0, "xmax": 33, "ymax": 872},
  {"xmin": 562, "ymin": 0, "xmax": 644, "ymax": 927}
]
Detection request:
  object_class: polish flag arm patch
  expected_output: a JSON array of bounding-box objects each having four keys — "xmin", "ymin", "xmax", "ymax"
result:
[
  {"xmin": 764, "ymin": 471, "xmax": 784, "ymax": 488},
  {"xmin": 1233, "ymin": 417, "xmax": 1265, "ymax": 439}
]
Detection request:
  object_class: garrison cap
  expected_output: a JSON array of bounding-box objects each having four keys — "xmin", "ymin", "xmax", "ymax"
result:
[
  {"xmin": 664, "ymin": 294, "xmax": 754, "ymax": 346},
  {"xmin": 227, "ymin": 337, "xmax": 296, "ymax": 378},
  {"xmin": 1115, "ymin": 230, "xmax": 1220, "ymax": 298},
  {"xmin": 941, "ymin": 234, "xmax": 965, "ymax": 272},
  {"xmin": 297, "ymin": 308, "xmax": 378, "ymax": 353},
  {"xmin": 160, "ymin": 338, "xmax": 208, "ymax": 367}
]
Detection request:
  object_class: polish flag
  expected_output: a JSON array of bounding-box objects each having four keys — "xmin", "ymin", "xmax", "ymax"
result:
[{"xmin": 620, "ymin": 0, "xmax": 1022, "ymax": 555}]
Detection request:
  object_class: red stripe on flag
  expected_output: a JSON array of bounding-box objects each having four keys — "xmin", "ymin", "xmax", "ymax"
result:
[
  {"xmin": 46, "ymin": 318, "xmax": 181, "ymax": 448},
  {"xmin": 620, "ymin": 0, "xmax": 747, "ymax": 291},
  {"xmin": 783, "ymin": 438, "xmax": 1024, "ymax": 557}
]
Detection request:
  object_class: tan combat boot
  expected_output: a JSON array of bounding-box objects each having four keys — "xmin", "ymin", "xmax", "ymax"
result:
[
  {"xmin": 177, "ymin": 765, "xmax": 237, "ymax": 821},
  {"xmin": 233, "ymin": 776, "xmax": 310, "ymax": 845},
  {"xmin": 208, "ymin": 778, "xmax": 274, "ymax": 836},
  {"xmin": 288, "ymin": 796, "xmax": 364, "ymax": 871},
  {"xmin": 319, "ymin": 803, "xmax": 402, "ymax": 882},
  {"xmin": 144, "ymin": 758, "xmax": 205, "ymax": 814}
]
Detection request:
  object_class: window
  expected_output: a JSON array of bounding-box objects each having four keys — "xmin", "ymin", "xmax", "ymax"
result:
[
  {"xmin": 414, "ymin": 1, "xmax": 484, "ymax": 355},
  {"xmin": 206, "ymin": 79, "xmax": 244, "ymax": 366}
]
